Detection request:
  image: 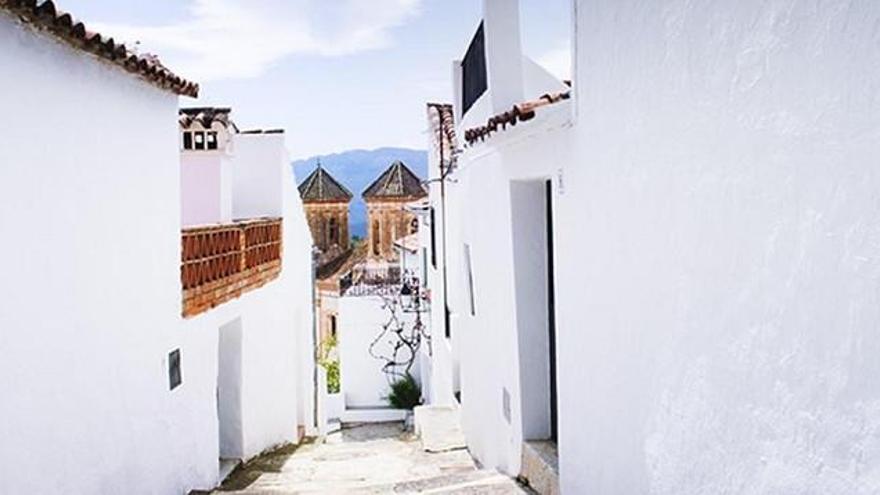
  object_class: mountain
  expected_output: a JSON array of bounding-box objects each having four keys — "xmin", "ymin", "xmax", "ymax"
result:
[{"xmin": 292, "ymin": 147, "xmax": 428, "ymax": 238}]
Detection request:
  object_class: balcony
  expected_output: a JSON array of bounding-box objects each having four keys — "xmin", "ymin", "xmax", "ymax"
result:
[{"xmin": 181, "ymin": 217, "xmax": 282, "ymax": 317}]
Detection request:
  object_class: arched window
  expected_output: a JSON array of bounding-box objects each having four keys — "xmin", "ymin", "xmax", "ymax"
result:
[
  {"xmin": 410, "ymin": 217, "xmax": 419, "ymax": 235},
  {"xmin": 316, "ymin": 218, "xmax": 325, "ymax": 248},
  {"xmin": 372, "ymin": 220, "xmax": 381, "ymax": 256},
  {"xmin": 322, "ymin": 218, "xmax": 330, "ymax": 248},
  {"xmin": 329, "ymin": 217, "xmax": 338, "ymax": 245}
]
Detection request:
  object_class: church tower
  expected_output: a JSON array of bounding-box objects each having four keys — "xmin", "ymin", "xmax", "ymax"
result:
[
  {"xmin": 362, "ymin": 160, "xmax": 428, "ymax": 262},
  {"xmin": 298, "ymin": 162, "xmax": 353, "ymax": 257}
]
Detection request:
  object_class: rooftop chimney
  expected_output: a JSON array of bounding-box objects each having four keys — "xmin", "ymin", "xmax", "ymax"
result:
[{"xmin": 483, "ymin": 0, "xmax": 525, "ymax": 114}]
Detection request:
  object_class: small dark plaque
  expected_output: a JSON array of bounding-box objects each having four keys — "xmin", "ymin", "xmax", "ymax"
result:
[{"xmin": 168, "ymin": 349, "xmax": 182, "ymax": 390}]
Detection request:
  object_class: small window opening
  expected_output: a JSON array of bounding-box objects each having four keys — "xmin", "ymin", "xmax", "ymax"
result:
[
  {"xmin": 183, "ymin": 132, "xmax": 193, "ymax": 150},
  {"xmin": 464, "ymin": 243, "xmax": 476, "ymax": 316},
  {"xmin": 430, "ymin": 207, "xmax": 437, "ymax": 268},
  {"xmin": 206, "ymin": 132, "xmax": 218, "ymax": 150},
  {"xmin": 168, "ymin": 349, "xmax": 182, "ymax": 390},
  {"xmin": 372, "ymin": 220, "xmax": 381, "ymax": 257},
  {"xmin": 194, "ymin": 132, "xmax": 205, "ymax": 150},
  {"xmin": 329, "ymin": 217, "xmax": 338, "ymax": 245},
  {"xmin": 329, "ymin": 315, "xmax": 337, "ymax": 338}
]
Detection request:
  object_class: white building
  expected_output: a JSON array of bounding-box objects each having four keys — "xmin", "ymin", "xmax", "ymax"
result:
[
  {"xmin": 424, "ymin": 0, "xmax": 880, "ymax": 494},
  {"xmin": 0, "ymin": 4, "xmax": 314, "ymax": 494}
]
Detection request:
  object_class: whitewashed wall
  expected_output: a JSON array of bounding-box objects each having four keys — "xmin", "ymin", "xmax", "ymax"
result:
[
  {"xmin": 0, "ymin": 12, "xmax": 211, "ymax": 494},
  {"xmin": 424, "ymin": 117, "xmax": 457, "ymax": 407},
  {"xmin": 181, "ymin": 152, "xmax": 233, "ymax": 226},
  {"xmin": 0, "ymin": 13, "xmax": 315, "ymax": 494},
  {"xmin": 232, "ymin": 133, "xmax": 285, "ymax": 219},
  {"xmin": 338, "ymin": 296, "xmax": 419, "ymax": 409},
  {"xmin": 556, "ymin": 0, "xmax": 880, "ymax": 493},
  {"xmin": 439, "ymin": 113, "xmax": 572, "ymax": 476}
]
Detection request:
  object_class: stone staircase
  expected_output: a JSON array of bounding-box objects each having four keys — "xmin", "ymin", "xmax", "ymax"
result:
[{"xmin": 222, "ymin": 421, "xmax": 526, "ymax": 494}]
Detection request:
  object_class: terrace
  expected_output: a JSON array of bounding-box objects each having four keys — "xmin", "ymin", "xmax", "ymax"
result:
[{"xmin": 181, "ymin": 217, "xmax": 282, "ymax": 317}]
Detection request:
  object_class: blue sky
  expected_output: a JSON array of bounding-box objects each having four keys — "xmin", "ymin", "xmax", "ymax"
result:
[{"xmin": 62, "ymin": 0, "xmax": 570, "ymax": 160}]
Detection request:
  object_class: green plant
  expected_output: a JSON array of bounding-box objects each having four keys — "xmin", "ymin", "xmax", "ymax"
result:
[
  {"xmin": 323, "ymin": 360, "xmax": 340, "ymax": 394},
  {"xmin": 386, "ymin": 374, "xmax": 421, "ymax": 410},
  {"xmin": 318, "ymin": 335, "xmax": 340, "ymax": 394}
]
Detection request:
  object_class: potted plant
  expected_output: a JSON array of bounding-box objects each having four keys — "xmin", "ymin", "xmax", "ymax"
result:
[{"xmin": 387, "ymin": 374, "xmax": 421, "ymax": 429}]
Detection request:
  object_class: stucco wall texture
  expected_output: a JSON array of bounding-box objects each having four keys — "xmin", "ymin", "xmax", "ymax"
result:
[
  {"xmin": 559, "ymin": 0, "xmax": 880, "ymax": 493},
  {"xmin": 0, "ymin": 13, "xmax": 315, "ymax": 494}
]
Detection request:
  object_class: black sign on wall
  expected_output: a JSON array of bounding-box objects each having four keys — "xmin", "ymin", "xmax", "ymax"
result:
[
  {"xmin": 461, "ymin": 22, "xmax": 487, "ymax": 116},
  {"xmin": 168, "ymin": 349, "xmax": 182, "ymax": 390}
]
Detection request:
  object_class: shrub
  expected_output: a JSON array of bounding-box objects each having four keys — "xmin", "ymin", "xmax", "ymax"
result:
[
  {"xmin": 387, "ymin": 374, "xmax": 421, "ymax": 410},
  {"xmin": 324, "ymin": 360, "xmax": 340, "ymax": 394},
  {"xmin": 318, "ymin": 335, "xmax": 340, "ymax": 394}
]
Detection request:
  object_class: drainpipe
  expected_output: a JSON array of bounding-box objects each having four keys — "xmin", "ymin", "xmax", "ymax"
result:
[{"xmin": 439, "ymin": 118, "xmax": 451, "ymax": 341}]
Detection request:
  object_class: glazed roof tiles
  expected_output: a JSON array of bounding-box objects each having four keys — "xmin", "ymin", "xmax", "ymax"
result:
[
  {"xmin": 1, "ymin": 0, "xmax": 198, "ymax": 97},
  {"xmin": 298, "ymin": 164, "xmax": 353, "ymax": 203},
  {"xmin": 362, "ymin": 160, "xmax": 427, "ymax": 200}
]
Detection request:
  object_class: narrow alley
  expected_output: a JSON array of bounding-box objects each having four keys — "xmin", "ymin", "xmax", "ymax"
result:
[{"xmin": 217, "ymin": 423, "xmax": 528, "ymax": 494}]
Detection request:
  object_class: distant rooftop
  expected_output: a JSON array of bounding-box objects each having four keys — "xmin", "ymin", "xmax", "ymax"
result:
[
  {"xmin": 298, "ymin": 164, "xmax": 353, "ymax": 203},
  {"xmin": 363, "ymin": 161, "xmax": 427, "ymax": 200},
  {"xmin": 1, "ymin": 0, "xmax": 198, "ymax": 97}
]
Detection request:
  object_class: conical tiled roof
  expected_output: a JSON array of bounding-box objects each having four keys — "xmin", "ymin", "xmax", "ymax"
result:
[
  {"xmin": 298, "ymin": 164, "xmax": 353, "ymax": 202},
  {"xmin": 362, "ymin": 161, "xmax": 427, "ymax": 199}
]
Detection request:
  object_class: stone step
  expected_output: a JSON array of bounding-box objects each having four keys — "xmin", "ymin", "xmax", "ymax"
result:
[
  {"xmin": 414, "ymin": 405, "xmax": 467, "ymax": 453},
  {"xmin": 520, "ymin": 441, "xmax": 559, "ymax": 495},
  {"xmin": 218, "ymin": 458, "xmax": 241, "ymax": 484},
  {"xmin": 389, "ymin": 468, "xmax": 511, "ymax": 492}
]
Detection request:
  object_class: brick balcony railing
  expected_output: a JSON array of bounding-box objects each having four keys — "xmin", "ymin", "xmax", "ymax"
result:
[{"xmin": 181, "ymin": 217, "xmax": 282, "ymax": 317}]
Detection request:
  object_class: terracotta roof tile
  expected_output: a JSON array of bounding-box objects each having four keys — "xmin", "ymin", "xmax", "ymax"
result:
[
  {"xmin": 463, "ymin": 91, "xmax": 571, "ymax": 146},
  {"xmin": 362, "ymin": 160, "xmax": 427, "ymax": 200},
  {"xmin": 179, "ymin": 107, "xmax": 235, "ymax": 130},
  {"xmin": 427, "ymin": 102, "xmax": 456, "ymax": 148},
  {"xmin": 1, "ymin": 0, "xmax": 198, "ymax": 97},
  {"xmin": 298, "ymin": 164, "xmax": 353, "ymax": 203},
  {"xmin": 240, "ymin": 129, "xmax": 284, "ymax": 135}
]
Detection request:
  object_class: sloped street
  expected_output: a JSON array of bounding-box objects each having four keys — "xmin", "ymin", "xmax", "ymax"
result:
[{"xmin": 220, "ymin": 423, "xmax": 528, "ymax": 494}]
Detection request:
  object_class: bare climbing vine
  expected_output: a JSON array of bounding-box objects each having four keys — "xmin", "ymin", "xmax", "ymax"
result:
[{"xmin": 368, "ymin": 270, "xmax": 431, "ymax": 382}]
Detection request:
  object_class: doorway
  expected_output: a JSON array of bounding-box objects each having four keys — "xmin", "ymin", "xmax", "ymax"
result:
[
  {"xmin": 510, "ymin": 179, "xmax": 558, "ymax": 442},
  {"xmin": 218, "ymin": 318, "xmax": 244, "ymax": 464},
  {"xmin": 545, "ymin": 180, "xmax": 558, "ymax": 440}
]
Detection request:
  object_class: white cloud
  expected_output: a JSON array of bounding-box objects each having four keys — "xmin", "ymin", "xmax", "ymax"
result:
[
  {"xmin": 93, "ymin": 0, "xmax": 421, "ymax": 81},
  {"xmin": 537, "ymin": 45, "xmax": 571, "ymax": 81}
]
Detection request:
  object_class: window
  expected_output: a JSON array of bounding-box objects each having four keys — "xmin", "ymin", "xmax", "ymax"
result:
[
  {"xmin": 329, "ymin": 217, "xmax": 338, "ymax": 245},
  {"xmin": 168, "ymin": 349, "xmax": 182, "ymax": 390},
  {"xmin": 206, "ymin": 131, "xmax": 218, "ymax": 150},
  {"xmin": 329, "ymin": 315, "xmax": 337, "ymax": 338},
  {"xmin": 372, "ymin": 220, "xmax": 381, "ymax": 256},
  {"xmin": 183, "ymin": 131, "xmax": 217, "ymax": 151},
  {"xmin": 194, "ymin": 131, "xmax": 205, "ymax": 150},
  {"xmin": 421, "ymin": 247, "xmax": 428, "ymax": 288},
  {"xmin": 461, "ymin": 22, "xmax": 487, "ymax": 115},
  {"xmin": 429, "ymin": 207, "xmax": 437, "ymax": 268},
  {"xmin": 464, "ymin": 243, "xmax": 475, "ymax": 316},
  {"xmin": 410, "ymin": 217, "xmax": 419, "ymax": 235}
]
